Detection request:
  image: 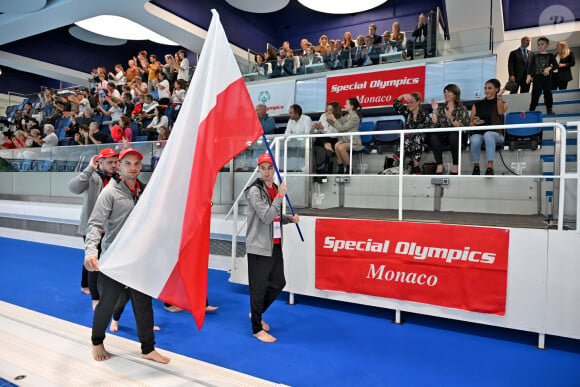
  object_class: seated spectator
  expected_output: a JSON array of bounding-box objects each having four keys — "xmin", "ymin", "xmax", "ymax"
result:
[
  {"xmin": 362, "ymin": 35, "xmax": 381, "ymax": 65},
  {"xmin": 253, "ymin": 53, "xmax": 269, "ymax": 77},
  {"xmin": 316, "ymin": 35, "xmax": 331, "ymax": 54},
  {"xmin": 77, "ymin": 108, "xmax": 94, "ymax": 126},
  {"xmin": 97, "ymin": 97, "xmax": 123, "ymax": 125},
  {"xmin": 121, "ymin": 93, "xmax": 135, "ymax": 117},
  {"xmin": 368, "ymin": 23, "xmax": 383, "ymax": 45},
  {"xmin": 106, "ymin": 82, "xmax": 121, "ymax": 100},
  {"xmin": 343, "ymin": 31, "xmax": 355, "ymax": 49},
  {"xmin": 469, "ymin": 79, "xmax": 508, "ymax": 175},
  {"xmin": 130, "ymin": 77, "xmax": 149, "ymax": 101},
  {"xmin": 27, "ymin": 129, "xmax": 43, "ymax": 147},
  {"xmin": 409, "ymin": 13, "xmax": 428, "ymax": 59},
  {"xmin": 72, "ymin": 89, "xmax": 91, "ymax": 114},
  {"xmin": 353, "ymin": 35, "xmax": 366, "ymax": 66},
  {"xmin": 157, "ymin": 125, "xmax": 170, "ymax": 141},
  {"xmin": 429, "ymin": 84, "xmax": 469, "ymax": 175},
  {"xmin": 146, "ymin": 106, "xmax": 169, "ymax": 139},
  {"xmin": 325, "ymin": 98, "xmax": 363, "ymax": 174},
  {"xmin": 64, "ymin": 114, "xmax": 80, "ymax": 138},
  {"xmin": 6, "ymin": 130, "xmax": 28, "ymax": 149},
  {"xmin": 75, "ymin": 122, "xmax": 108, "ymax": 145},
  {"xmin": 285, "ymin": 104, "xmax": 312, "ymax": 135},
  {"xmin": 256, "ymin": 104, "xmax": 275, "ymax": 135},
  {"xmin": 390, "ymin": 21, "xmax": 406, "ymax": 52},
  {"xmin": 311, "ymin": 101, "xmax": 341, "ymax": 173},
  {"xmin": 110, "ymin": 115, "xmax": 133, "ymax": 143},
  {"xmin": 42, "ymin": 124, "xmax": 59, "ymax": 149},
  {"xmin": 382, "ymin": 31, "xmax": 392, "ymax": 52},
  {"xmin": 393, "ymin": 93, "xmax": 432, "ymax": 174},
  {"xmin": 281, "ymin": 49, "xmax": 298, "ymax": 76},
  {"xmin": 140, "ymin": 94, "xmax": 159, "ymax": 119},
  {"xmin": 303, "ymin": 46, "xmax": 323, "ymax": 70}
]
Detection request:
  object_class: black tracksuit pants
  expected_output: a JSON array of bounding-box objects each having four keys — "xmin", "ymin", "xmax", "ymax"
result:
[
  {"xmin": 248, "ymin": 244, "xmax": 286, "ymax": 334},
  {"xmin": 530, "ymin": 75, "xmax": 553, "ymax": 112},
  {"xmin": 92, "ymin": 273, "xmax": 155, "ymax": 354}
]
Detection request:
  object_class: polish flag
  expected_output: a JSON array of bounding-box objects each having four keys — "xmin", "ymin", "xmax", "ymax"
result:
[{"xmin": 98, "ymin": 10, "xmax": 263, "ymax": 328}]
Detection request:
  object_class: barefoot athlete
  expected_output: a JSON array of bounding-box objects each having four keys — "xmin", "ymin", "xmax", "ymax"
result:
[
  {"xmin": 244, "ymin": 153, "xmax": 299, "ymax": 343},
  {"xmin": 84, "ymin": 148, "xmax": 169, "ymax": 363}
]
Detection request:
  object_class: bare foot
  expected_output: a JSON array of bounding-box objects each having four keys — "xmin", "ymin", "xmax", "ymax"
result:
[
  {"xmin": 92, "ymin": 344, "xmax": 110, "ymax": 361},
  {"xmin": 81, "ymin": 287, "xmax": 90, "ymax": 295},
  {"xmin": 141, "ymin": 350, "xmax": 170, "ymax": 364},
  {"xmin": 253, "ymin": 330, "xmax": 276, "ymax": 343},
  {"xmin": 92, "ymin": 300, "xmax": 99, "ymax": 311},
  {"xmin": 153, "ymin": 325, "xmax": 161, "ymax": 331},
  {"xmin": 206, "ymin": 305, "xmax": 219, "ymax": 313},
  {"xmin": 249, "ymin": 312, "xmax": 270, "ymax": 332},
  {"xmin": 110, "ymin": 320, "xmax": 119, "ymax": 332},
  {"xmin": 164, "ymin": 305, "xmax": 182, "ymax": 313}
]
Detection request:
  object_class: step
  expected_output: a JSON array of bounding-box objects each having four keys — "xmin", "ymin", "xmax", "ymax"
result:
[
  {"xmin": 540, "ymin": 154, "xmax": 577, "ymax": 163},
  {"xmin": 540, "ymin": 89, "xmax": 580, "ymax": 103},
  {"xmin": 542, "ymin": 138, "xmax": 577, "ymax": 146},
  {"xmin": 538, "ymin": 99, "xmax": 580, "ymax": 114},
  {"xmin": 542, "ymin": 114, "xmax": 580, "ymax": 124}
]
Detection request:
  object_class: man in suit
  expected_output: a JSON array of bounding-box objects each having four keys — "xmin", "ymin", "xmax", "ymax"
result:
[
  {"xmin": 368, "ymin": 24, "xmax": 382, "ymax": 45},
  {"xmin": 508, "ymin": 36, "xmax": 532, "ymax": 93}
]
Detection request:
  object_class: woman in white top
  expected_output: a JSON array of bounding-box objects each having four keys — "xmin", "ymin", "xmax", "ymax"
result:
[
  {"xmin": 326, "ymin": 98, "xmax": 363, "ymax": 174},
  {"xmin": 311, "ymin": 101, "xmax": 341, "ymax": 173},
  {"xmin": 146, "ymin": 106, "xmax": 169, "ymax": 135},
  {"xmin": 177, "ymin": 50, "xmax": 190, "ymax": 82},
  {"xmin": 109, "ymin": 64, "xmax": 127, "ymax": 88}
]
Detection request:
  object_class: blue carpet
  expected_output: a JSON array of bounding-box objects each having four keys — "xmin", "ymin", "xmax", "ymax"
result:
[{"xmin": 1, "ymin": 237, "xmax": 580, "ymax": 386}]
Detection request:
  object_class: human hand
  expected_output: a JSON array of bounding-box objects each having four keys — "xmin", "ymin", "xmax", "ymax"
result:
[
  {"xmin": 289, "ymin": 214, "xmax": 300, "ymax": 223},
  {"xmin": 278, "ymin": 182, "xmax": 288, "ymax": 197},
  {"xmin": 526, "ymin": 75, "xmax": 532, "ymax": 84},
  {"xmin": 402, "ymin": 94, "xmax": 413, "ymax": 103},
  {"xmin": 498, "ymin": 88, "xmax": 506, "ymax": 97},
  {"xmin": 543, "ymin": 67, "xmax": 551, "ymax": 76},
  {"xmin": 84, "ymin": 256, "xmax": 99, "ymax": 272},
  {"xmin": 430, "ymin": 98, "xmax": 438, "ymax": 111},
  {"xmin": 74, "ymin": 133, "xmax": 80, "ymax": 141},
  {"xmin": 89, "ymin": 155, "xmax": 99, "ymax": 169}
]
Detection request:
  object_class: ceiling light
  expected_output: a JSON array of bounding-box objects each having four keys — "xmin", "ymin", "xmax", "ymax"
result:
[
  {"xmin": 75, "ymin": 15, "xmax": 179, "ymax": 46},
  {"xmin": 298, "ymin": 0, "xmax": 388, "ymax": 14},
  {"xmin": 225, "ymin": 0, "xmax": 289, "ymax": 13}
]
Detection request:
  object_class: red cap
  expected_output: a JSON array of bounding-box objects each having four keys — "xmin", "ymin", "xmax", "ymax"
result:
[
  {"xmin": 257, "ymin": 153, "xmax": 273, "ymax": 165},
  {"xmin": 98, "ymin": 148, "xmax": 117, "ymax": 159},
  {"xmin": 119, "ymin": 148, "xmax": 143, "ymax": 161}
]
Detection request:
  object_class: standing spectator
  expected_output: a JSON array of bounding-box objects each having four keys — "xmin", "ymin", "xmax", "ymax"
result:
[
  {"xmin": 527, "ymin": 36, "xmax": 558, "ymax": 114},
  {"xmin": 176, "ymin": 49, "xmax": 190, "ymax": 82},
  {"xmin": 256, "ymin": 104, "xmax": 276, "ymax": 134},
  {"xmin": 41, "ymin": 124, "xmax": 59, "ymax": 149},
  {"xmin": 84, "ymin": 148, "xmax": 170, "ymax": 364},
  {"xmin": 552, "ymin": 41, "xmax": 575, "ymax": 90},
  {"xmin": 368, "ymin": 23, "xmax": 382, "ymax": 45},
  {"xmin": 244, "ymin": 153, "xmax": 300, "ymax": 342},
  {"xmin": 156, "ymin": 72, "xmax": 171, "ymax": 105},
  {"xmin": 285, "ymin": 104, "xmax": 312, "ymax": 135},
  {"xmin": 326, "ymin": 98, "xmax": 363, "ymax": 174},
  {"xmin": 163, "ymin": 54, "xmax": 178, "ymax": 85},
  {"xmin": 508, "ymin": 36, "xmax": 532, "ymax": 93},
  {"xmin": 393, "ymin": 93, "xmax": 432, "ymax": 174},
  {"xmin": 148, "ymin": 54, "xmax": 161, "ymax": 91},
  {"xmin": 125, "ymin": 59, "xmax": 140, "ymax": 84},
  {"xmin": 109, "ymin": 64, "xmax": 127, "ymax": 90},
  {"xmin": 429, "ymin": 84, "xmax": 469, "ymax": 175},
  {"xmin": 409, "ymin": 12, "xmax": 428, "ymax": 59},
  {"xmin": 469, "ymin": 79, "xmax": 508, "ymax": 175}
]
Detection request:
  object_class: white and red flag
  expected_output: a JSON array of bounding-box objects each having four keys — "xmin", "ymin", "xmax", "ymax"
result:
[{"xmin": 98, "ymin": 10, "xmax": 263, "ymax": 328}]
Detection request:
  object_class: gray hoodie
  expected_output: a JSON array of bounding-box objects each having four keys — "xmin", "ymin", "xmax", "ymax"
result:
[
  {"xmin": 68, "ymin": 165, "xmax": 109, "ymax": 236},
  {"xmin": 85, "ymin": 178, "xmax": 144, "ymax": 259},
  {"xmin": 244, "ymin": 178, "xmax": 290, "ymax": 256}
]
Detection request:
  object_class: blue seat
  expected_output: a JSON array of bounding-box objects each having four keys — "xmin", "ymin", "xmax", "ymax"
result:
[
  {"xmin": 358, "ymin": 121, "xmax": 375, "ymax": 147},
  {"xmin": 134, "ymin": 135, "xmax": 148, "ymax": 142},
  {"xmin": 375, "ymin": 118, "xmax": 404, "ymax": 153},
  {"xmin": 130, "ymin": 122, "xmax": 140, "ymax": 140},
  {"xmin": 505, "ymin": 111, "xmax": 543, "ymax": 150}
]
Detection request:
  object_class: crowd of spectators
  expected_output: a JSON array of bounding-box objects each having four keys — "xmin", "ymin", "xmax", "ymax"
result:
[
  {"xmin": 1, "ymin": 49, "xmax": 192, "ymax": 151},
  {"xmin": 250, "ymin": 13, "xmax": 433, "ymax": 78}
]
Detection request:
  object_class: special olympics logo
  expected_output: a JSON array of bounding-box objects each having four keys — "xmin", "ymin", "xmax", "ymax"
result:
[
  {"xmin": 538, "ymin": 5, "xmax": 576, "ymax": 39},
  {"xmin": 258, "ymin": 90, "xmax": 271, "ymax": 104}
]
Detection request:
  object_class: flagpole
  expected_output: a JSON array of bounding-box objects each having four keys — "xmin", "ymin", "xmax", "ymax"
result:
[{"xmin": 262, "ymin": 134, "xmax": 305, "ymax": 242}]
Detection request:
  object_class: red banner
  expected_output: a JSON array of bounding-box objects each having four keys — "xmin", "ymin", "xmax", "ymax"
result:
[
  {"xmin": 326, "ymin": 66, "xmax": 426, "ymax": 107},
  {"xmin": 315, "ymin": 219, "xmax": 509, "ymax": 314}
]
